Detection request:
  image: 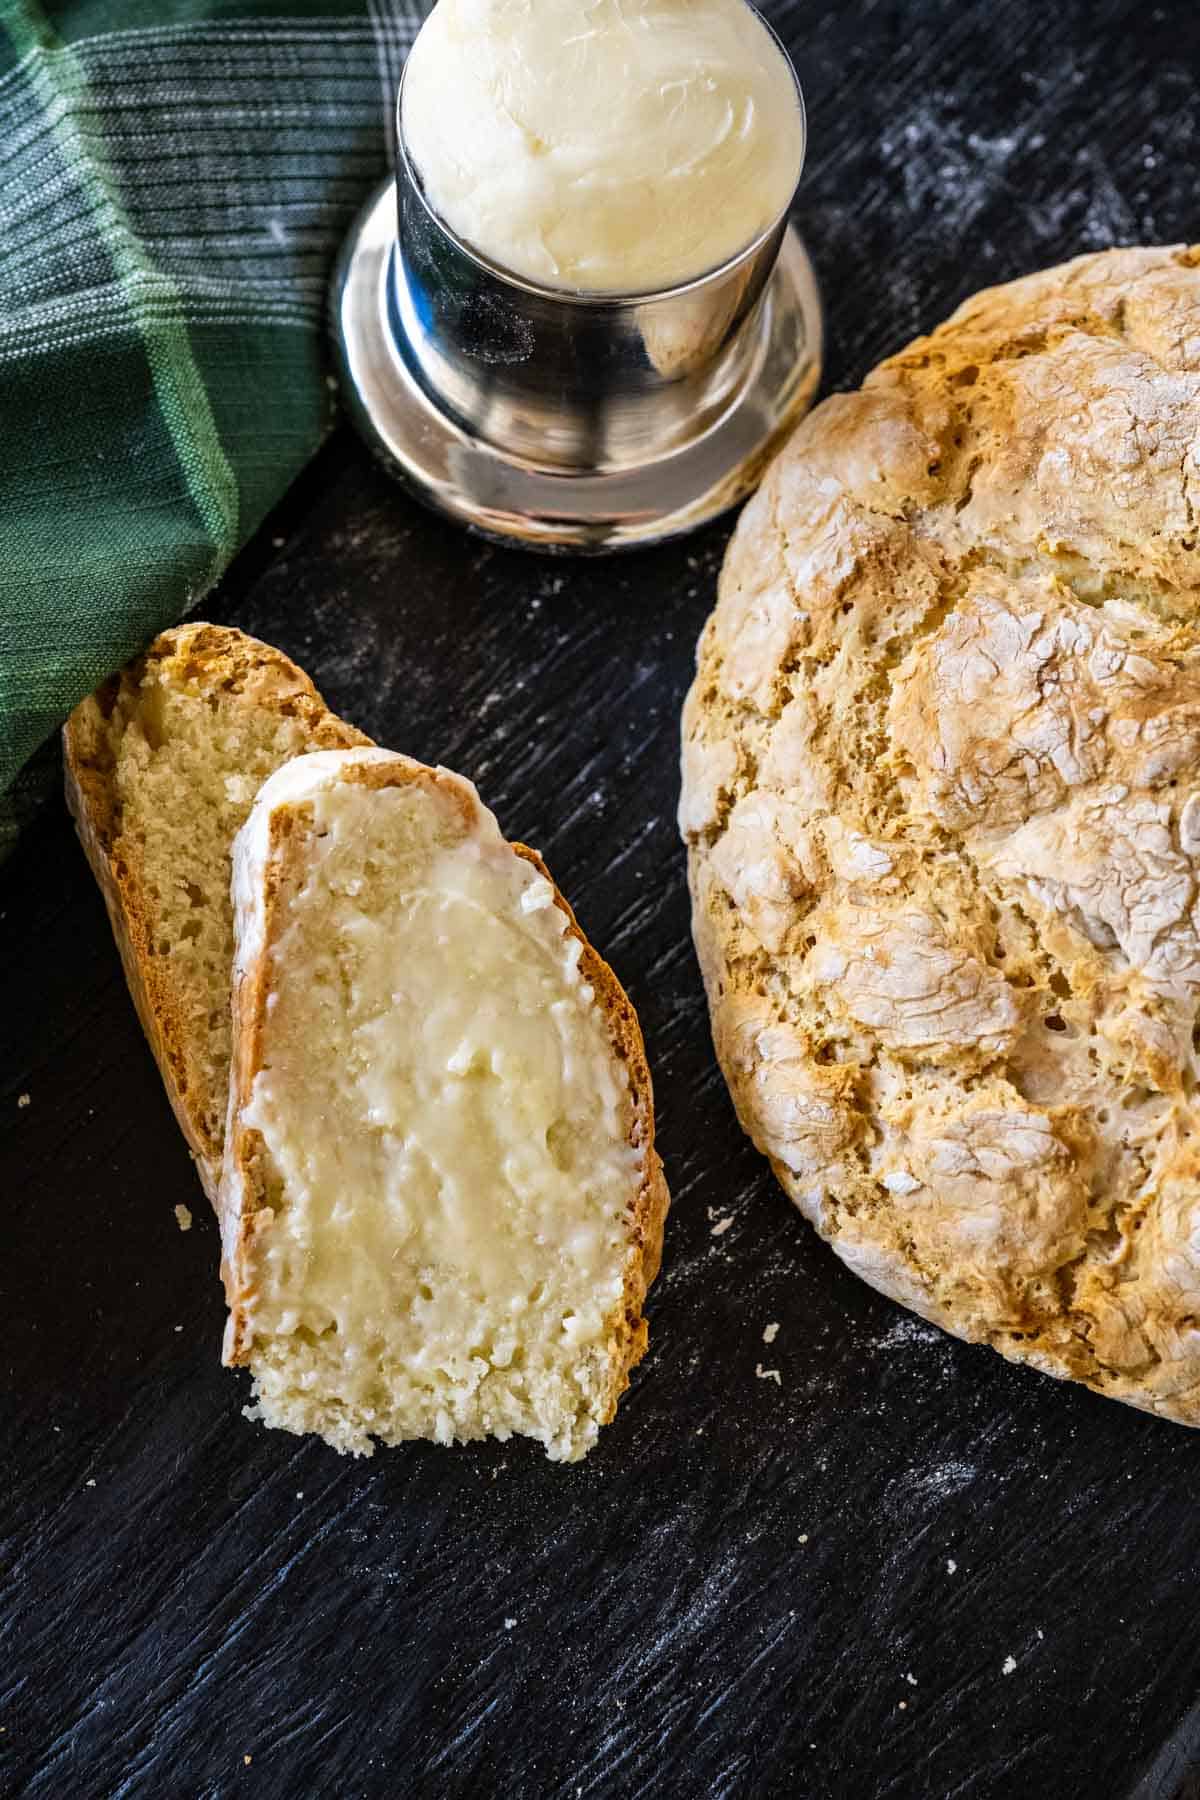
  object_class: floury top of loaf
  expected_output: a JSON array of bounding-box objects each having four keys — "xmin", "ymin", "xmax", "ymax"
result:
[{"xmin": 680, "ymin": 245, "xmax": 1200, "ymax": 1426}]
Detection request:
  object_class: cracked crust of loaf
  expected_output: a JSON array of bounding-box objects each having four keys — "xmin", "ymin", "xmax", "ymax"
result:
[
  {"xmin": 680, "ymin": 245, "xmax": 1200, "ymax": 1426},
  {"xmin": 62, "ymin": 623, "xmax": 369, "ymax": 1204},
  {"xmin": 222, "ymin": 752, "xmax": 668, "ymax": 1444}
]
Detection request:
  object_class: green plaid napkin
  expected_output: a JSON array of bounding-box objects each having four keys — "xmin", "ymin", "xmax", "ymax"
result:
[{"xmin": 0, "ymin": 0, "xmax": 424, "ymax": 855}]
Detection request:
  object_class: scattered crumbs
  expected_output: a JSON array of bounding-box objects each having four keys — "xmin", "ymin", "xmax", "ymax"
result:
[
  {"xmin": 899, "ymin": 1460, "xmax": 977, "ymax": 1503},
  {"xmin": 504, "ymin": 1618, "xmax": 517, "ymax": 1631},
  {"xmin": 17, "ymin": 1092, "xmax": 31, "ymax": 1108},
  {"xmin": 174, "ymin": 1325, "xmax": 183, "ymax": 1333},
  {"xmin": 244, "ymin": 1754, "xmax": 253, "ymax": 1766},
  {"xmin": 710, "ymin": 1216, "xmax": 733, "ymax": 1238},
  {"xmin": 85, "ymin": 1479, "xmax": 95, "ymax": 1488},
  {"xmin": 296, "ymin": 1491, "xmax": 304, "ymax": 1500},
  {"xmin": 904, "ymin": 1672, "xmax": 918, "ymax": 1687},
  {"xmin": 762, "ymin": 1322, "xmax": 780, "ymax": 1346},
  {"xmin": 755, "ymin": 1363, "xmax": 782, "ymax": 1386},
  {"xmin": 174, "ymin": 1204, "xmax": 193, "ymax": 1233},
  {"xmin": 798, "ymin": 1533, "xmax": 809, "ymax": 1545},
  {"xmin": 1002, "ymin": 1655, "xmax": 1017, "ymax": 1676},
  {"xmin": 947, "ymin": 1558, "xmax": 958, "ymax": 1574},
  {"xmin": 872, "ymin": 1315, "xmax": 941, "ymax": 1352},
  {"xmin": 491, "ymin": 1462, "xmax": 507, "ymax": 1480}
]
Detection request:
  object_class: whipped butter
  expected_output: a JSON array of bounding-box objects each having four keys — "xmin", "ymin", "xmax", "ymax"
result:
[
  {"xmin": 223, "ymin": 750, "xmax": 640, "ymax": 1455},
  {"xmin": 400, "ymin": 0, "xmax": 804, "ymax": 294}
]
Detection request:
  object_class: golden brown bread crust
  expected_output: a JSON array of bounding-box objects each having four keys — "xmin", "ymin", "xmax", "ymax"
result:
[
  {"xmin": 62, "ymin": 623, "xmax": 369, "ymax": 1204},
  {"xmin": 680, "ymin": 245, "xmax": 1200, "ymax": 1426},
  {"xmin": 514, "ymin": 842, "xmax": 669, "ymax": 1415},
  {"xmin": 222, "ymin": 753, "xmax": 669, "ymax": 1430}
]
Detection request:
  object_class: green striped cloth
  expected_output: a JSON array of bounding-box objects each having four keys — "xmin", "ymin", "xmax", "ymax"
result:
[{"xmin": 0, "ymin": 0, "xmax": 424, "ymax": 855}]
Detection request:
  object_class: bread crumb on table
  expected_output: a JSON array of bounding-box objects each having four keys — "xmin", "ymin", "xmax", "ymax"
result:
[
  {"xmin": 174, "ymin": 1204, "xmax": 192, "ymax": 1232},
  {"xmin": 762, "ymin": 1321, "xmax": 780, "ymax": 1345},
  {"xmin": 755, "ymin": 1364, "xmax": 781, "ymax": 1385},
  {"xmin": 1002, "ymin": 1655, "xmax": 1018, "ymax": 1675},
  {"xmin": 709, "ymin": 1215, "xmax": 733, "ymax": 1237},
  {"xmin": 17, "ymin": 1093, "xmax": 30, "ymax": 1108},
  {"xmin": 946, "ymin": 1558, "xmax": 958, "ymax": 1574}
]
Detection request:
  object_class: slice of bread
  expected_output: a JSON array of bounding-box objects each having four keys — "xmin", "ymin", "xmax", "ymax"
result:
[
  {"xmin": 220, "ymin": 748, "xmax": 668, "ymax": 1460},
  {"xmin": 63, "ymin": 624, "xmax": 370, "ymax": 1202}
]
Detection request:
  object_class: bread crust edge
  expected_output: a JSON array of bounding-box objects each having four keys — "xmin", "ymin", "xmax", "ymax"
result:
[{"xmin": 62, "ymin": 622, "xmax": 368, "ymax": 1207}]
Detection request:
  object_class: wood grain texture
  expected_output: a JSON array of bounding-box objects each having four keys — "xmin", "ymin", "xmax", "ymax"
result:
[{"xmin": 3, "ymin": 2, "xmax": 1200, "ymax": 1796}]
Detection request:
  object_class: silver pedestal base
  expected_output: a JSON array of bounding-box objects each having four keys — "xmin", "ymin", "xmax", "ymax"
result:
[{"xmin": 331, "ymin": 179, "xmax": 823, "ymax": 553}]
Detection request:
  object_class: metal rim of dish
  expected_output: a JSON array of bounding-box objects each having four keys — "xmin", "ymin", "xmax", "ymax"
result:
[{"xmin": 330, "ymin": 177, "xmax": 824, "ymax": 554}]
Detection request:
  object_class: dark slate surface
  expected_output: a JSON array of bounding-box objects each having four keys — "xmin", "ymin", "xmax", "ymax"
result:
[{"xmin": 4, "ymin": 2, "xmax": 1200, "ymax": 1796}]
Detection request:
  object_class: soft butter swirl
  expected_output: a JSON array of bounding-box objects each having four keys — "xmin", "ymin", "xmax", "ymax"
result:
[{"xmin": 401, "ymin": 0, "xmax": 803, "ymax": 293}]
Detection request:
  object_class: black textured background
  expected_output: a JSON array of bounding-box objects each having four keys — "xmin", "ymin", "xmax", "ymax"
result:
[{"xmin": 5, "ymin": 3, "xmax": 1200, "ymax": 1796}]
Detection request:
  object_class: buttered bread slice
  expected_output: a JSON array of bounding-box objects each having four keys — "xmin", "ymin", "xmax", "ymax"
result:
[{"xmin": 220, "ymin": 749, "xmax": 667, "ymax": 1461}]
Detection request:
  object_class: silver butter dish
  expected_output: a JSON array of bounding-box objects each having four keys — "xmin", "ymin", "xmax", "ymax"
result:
[{"xmin": 331, "ymin": 62, "xmax": 822, "ymax": 552}]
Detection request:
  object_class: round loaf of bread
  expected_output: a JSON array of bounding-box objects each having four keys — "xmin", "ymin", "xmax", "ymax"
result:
[{"xmin": 680, "ymin": 246, "xmax": 1200, "ymax": 1426}]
